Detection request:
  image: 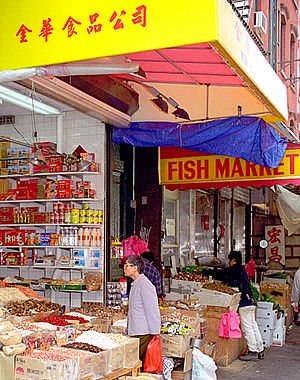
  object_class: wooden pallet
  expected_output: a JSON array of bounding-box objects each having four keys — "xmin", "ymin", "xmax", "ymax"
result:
[{"xmin": 97, "ymin": 361, "xmax": 142, "ymax": 379}]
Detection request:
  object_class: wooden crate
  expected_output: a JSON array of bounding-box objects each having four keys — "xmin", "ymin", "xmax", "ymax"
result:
[
  {"xmin": 160, "ymin": 309, "xmax": 201, "ymax": 337},
  {"xmin": 260, "ymin": 283, "xmax": 291, "ymax": 309},
  {"xmin": 214, "ymin": 336, "xmax": 247, "ymax": 367},
  {"xmin": 194, "ymin": 289, "xmax": 241, "ymax": 308},
  {"xmin": 161, "ymin": 333, "xmax": 192, "ymax": 357},
  {"xmin": 171, "ymin": 370, "xmax": 192, "ymax": 380}
]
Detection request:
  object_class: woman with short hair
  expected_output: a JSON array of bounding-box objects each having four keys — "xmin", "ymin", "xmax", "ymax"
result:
[{"xmin": 124, "ymin": 255, "xmax": 161, "ymax": 365}]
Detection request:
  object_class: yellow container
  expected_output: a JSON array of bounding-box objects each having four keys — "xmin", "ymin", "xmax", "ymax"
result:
[{"xmin": 71, "ymin": 209, "xmax": 80, "ymax": 224}]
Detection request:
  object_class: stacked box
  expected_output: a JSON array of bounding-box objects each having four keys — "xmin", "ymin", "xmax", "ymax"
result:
[
  {"xmin": 256, "ymin": 301, "xmax": 274, "ymax": 348},
  {"xmin": 272, "ymin": 326, "xmax": 286, "ymax": 346}
]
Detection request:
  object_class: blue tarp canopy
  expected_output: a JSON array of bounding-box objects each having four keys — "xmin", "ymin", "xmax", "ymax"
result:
[{"xmin": 113, "ymin": 116, "xmax": 287, "ymax": 168}]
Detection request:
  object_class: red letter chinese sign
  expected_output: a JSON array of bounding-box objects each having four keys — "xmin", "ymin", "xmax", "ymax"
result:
[{"xmin": 265, "ymin": 225, "xmax": 285, "ymax": 265}]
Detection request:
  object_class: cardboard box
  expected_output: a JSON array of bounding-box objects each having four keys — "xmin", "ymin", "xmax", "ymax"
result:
[
  {"xmin": 15, "ymin": 355, "xmax": 80, "ymax": 380},
  {"xmin": 160, "ymin": 333, "xmax": 192, "ymax": 357},
  {"xmin": 272, "ymin": 326, "xmax": 286, "ymax": 346},
  {"xmin": 126, "ymin": 374, "xmax": 163, "ymax": 380},
  {"xmin": 123, "ymin": 338, "xmax": 140, "ymax": 368},
  {"xmin": 259, "ymin": 283, "xmax": 291, "ymax": 309}
]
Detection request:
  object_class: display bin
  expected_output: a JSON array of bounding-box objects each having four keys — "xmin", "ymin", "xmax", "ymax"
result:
[
  {"xmin": 160, "ymin": 309, "xmax": 201, "ymax": 338},
  {"xmin": 170, "ymin": 279, "xmax": 202, "ymax": 292},
  {"xmin": 160, "ymin": 332, "xmax": 192, "ymax": 358},
  {"xmin": 123, "ymin": 338, "xmax": 140, "ymax": 368},
  {"xmin": 194, "ymin": 289, "xmax": 241, "ymax": 308},
  {"xmin": 45, "ymin": 284, "xmax": 87, "ymax": 291},
  {"xmin": 92, "ymin": 349, "xmax": 111, "ymax": 378},
  {"xmin": 15, "ymin": 355, "xmax": 80, "ymax": 380},
  {"xmin": 110, "ymin": 344, "xmax": 125, "ymax": 372}
]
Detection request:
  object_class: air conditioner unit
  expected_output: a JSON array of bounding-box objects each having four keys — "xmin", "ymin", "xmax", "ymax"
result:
[{"xmin": 254, "ymin": 11, "xmax": 267, "ymax": 34}]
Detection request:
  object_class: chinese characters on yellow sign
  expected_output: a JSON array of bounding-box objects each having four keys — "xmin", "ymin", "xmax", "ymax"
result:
[{"xmin": 16, "ymin": 6, "xmax": 146, "ymax": 44}]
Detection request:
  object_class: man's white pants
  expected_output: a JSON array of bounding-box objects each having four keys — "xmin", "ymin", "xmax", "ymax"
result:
[{"xmin": 239, "ymin": 305, "xmax": 263, "ymax": 353}]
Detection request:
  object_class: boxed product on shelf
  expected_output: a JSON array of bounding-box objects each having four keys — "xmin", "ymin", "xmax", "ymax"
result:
[
  {"xmin": 31, "ymin": 212, "xmax": 51, "ymax": 224},
  {"xmin": 0, "ymin": 229, "xmax": 26, "ymax": 246},
  {"xmin": 8, "ymin": 165, "xmax": 19, "ymax": 175},
  {"xmin": 0, "ymin": 141, "xmax": 10, "ymax": 159},
  {"xmin": 0, "ymin": 179, "xmax": 12, "ymax": 194},
  {"xmin": 19, "ymin": 165, "xmax": 31, "ymax": 175},
  {"xmin": 22, "ymin": 248, "xmax": 35, "ymax": 266},
  {"xmin": 0, "ymin": 251, "xmax": 22, "ymax": 265},
  {"xmin": 73, "ymin": 249, "xmax": 90, "ymax": 258},
  {"xmin": 47, "ymin": 156, "xmax": 64, "ymax": 172},
  {"xmin": 0, "ymin": 206, "xmax": 17, "ymax": 223},
  {"xmin": 7, "ymin": 147, "xmax": 20, "ymax": 157}
]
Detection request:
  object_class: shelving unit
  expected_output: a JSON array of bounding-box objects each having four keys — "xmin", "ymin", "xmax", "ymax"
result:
[{"xmin": 0, "ymin": 167, "xmax": 104, "ymax": 308}]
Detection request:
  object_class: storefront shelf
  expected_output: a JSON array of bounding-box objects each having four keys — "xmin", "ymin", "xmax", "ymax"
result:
[
  {"xmin": 0, "ymin": 198, "xmax": 100, "ymax": 203},
  {"xmin": 0, "ymin": 171, "xmax": 101, "ymax": 179},
  {"xmin": 0, "ymin": 223, "xmax": 101, "ymax": 226}
]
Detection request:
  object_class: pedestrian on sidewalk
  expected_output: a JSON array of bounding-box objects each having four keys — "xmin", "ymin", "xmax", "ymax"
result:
[
  {"xmin": 291, "ymin": 268, "xmax": 300, "ymax": 325},
  {"xmin": 124, "ymin": 255, "xmax": 161, "ymax": 366},
  {"xmin": 141, "ymin": 250, "xmax": 163, "ymax": 297},
  {"xmin": 216, "ymin": 250, "xmax": 264, "ymax": 361}
]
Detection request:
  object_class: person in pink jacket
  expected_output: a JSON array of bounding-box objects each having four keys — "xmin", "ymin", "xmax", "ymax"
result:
[{"xmin": 124, "ymin": 255, "xmax": 161, "ymax": 365}]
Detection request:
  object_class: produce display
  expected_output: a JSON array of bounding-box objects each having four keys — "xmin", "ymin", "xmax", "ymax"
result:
[
  {"xmin": 160, "ymin": 311, "xmax": 196, "ymax": 324},
  {"xmin": 250, "ymin": 281, "xmax": 285, "ymax": 313},
  {"xmin": 201, "ymin": 282, "xmax": 239, "ymax": 294},
  {"xmin": 161, "ymin": 321, "xmax": 194, "ymax": 336},
  {"xmin": 6, "ymin": 299, "xmax": 60, "ymax": 316},
  {"xmin": 173, "ymin": 271, "xmax": 206, "ymax": 282},
  {"xmin": 0, "ymin": 287, "xmax": 29, "ymax": 304},
  {"xmin": 75, "ymin": 331, "xmax": 119, "ymax": 349},
  {"xmin": 13, "ymin": 285, "xmax": 44, "ymax": 299},
  {"xmin": 63, "ymin": 341, "xmax": 103, "ymax": 353},
  {"xmin": 39, "ymin": 315, "xmax": 89, "ymax": 326},
  {"xmin": 0, "ymin": 319, "xmax": 26, "ymax": 356}
]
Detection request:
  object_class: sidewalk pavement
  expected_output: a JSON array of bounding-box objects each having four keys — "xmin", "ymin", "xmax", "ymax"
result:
[{"xmin": 216, "ymin": 325, "xmax": 300, "ymax": 379}]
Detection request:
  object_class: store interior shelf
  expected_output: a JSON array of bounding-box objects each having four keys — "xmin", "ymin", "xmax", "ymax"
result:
[
  {"xmin": 0, "ymin": 171, "xmax": 101, "ymax": 179},
  {"xmin": 0, "ymin": 245, "xmax": 100, "ymax": 249},
  {"xmin": 0, "ymin": 198, "xmax": 100, "ymax": 203},
  {"xmin": 0, "ymin": 223, "xmax": 102, "ymax": 227},
  {"xmin": 0, "ymin": 265, "xmax": 102, "ymax": 269}
]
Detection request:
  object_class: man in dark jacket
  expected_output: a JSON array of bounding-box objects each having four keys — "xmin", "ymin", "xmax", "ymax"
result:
[{"xmin": 218, "ymin": 251, "xmax": 264, "ymax": 361}]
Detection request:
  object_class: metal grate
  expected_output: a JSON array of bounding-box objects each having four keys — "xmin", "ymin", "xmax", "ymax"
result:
[{"xmin": 0, "ymin": 115, "xmax": 15, "ymax": 125}]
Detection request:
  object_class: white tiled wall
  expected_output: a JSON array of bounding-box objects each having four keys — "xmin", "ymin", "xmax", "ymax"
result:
[{"xmin": 0, "ymin": 110, "xmax": 106, "ymax": 308}]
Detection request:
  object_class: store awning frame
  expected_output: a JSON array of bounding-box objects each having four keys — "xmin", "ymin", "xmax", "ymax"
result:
[{"xmin": 0, "ymin": 0, "xmax": 288, "ymax": 123}]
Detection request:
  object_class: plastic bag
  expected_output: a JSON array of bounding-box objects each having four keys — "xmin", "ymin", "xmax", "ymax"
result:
[
  {"xmin": 192, "ymin": 347, "xmax": 217, "ymax": 380},
  {"xmin": 144, "ymin": 335, "xmax": 163, "ymax": 374},
  {"xmin": 122, "ymin": 235, "xmax": 149, "ymax": 259},
  {"xmin": 219, "ymin": 310, "xmax": 242, "ymax": 338}
]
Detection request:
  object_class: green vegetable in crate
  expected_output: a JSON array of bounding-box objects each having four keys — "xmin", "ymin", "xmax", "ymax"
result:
[{"xmin": 250, "ymin": 281, "xmax": 261, "ymax": 303}]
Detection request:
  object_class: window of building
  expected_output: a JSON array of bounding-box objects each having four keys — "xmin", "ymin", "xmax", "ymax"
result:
[
  {"xmin": 290, "ymin": 33, "xmax": 296, "ymax": 80},
  {"xmin": 254, "ymin": 0, "xmax": 260, "ymax": 12},
  {"xmin": 280, "ymin": 15, "xmax": 286, "ymax": 71}
]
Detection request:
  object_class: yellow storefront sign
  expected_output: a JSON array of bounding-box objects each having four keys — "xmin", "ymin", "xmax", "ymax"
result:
[
  {"xmin": 159, "ymin": 147, "xmax": 300, "ymax": 187},
  {"xmin": 0, "ymin": 0, "xmax": 218, "ymax": 71}
]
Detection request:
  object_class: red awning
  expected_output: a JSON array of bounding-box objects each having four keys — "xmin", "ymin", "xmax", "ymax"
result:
[{"xmin": 124, "ymin": 43, "xmax": 244, "ymax": 86}]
